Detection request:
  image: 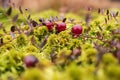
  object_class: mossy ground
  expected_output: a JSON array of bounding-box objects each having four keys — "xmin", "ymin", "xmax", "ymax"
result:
[{"xmin": 0, "ymin": 7, "xmax": 120, "ymax": 80}]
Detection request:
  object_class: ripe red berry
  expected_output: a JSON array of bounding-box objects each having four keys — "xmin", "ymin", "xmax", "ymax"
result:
[
  {"xmin": 24, "ymin": 55, "xmax": 38, "ymax": 68},
  {"xmin": 45, "ymin": 21, "xmax": 54, "ymax": 31},
  {"xmin": 71, "ymin": 25, "xmax": 82, "ymax": 37},
  {"xmin": 56, "ymin": 22, "xmax": 66, "ymax": 32}
]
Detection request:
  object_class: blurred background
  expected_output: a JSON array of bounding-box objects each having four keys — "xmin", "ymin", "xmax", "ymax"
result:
[{"xmin": 0, "ymin": 0, "xmax": 120, "ymax": 12}]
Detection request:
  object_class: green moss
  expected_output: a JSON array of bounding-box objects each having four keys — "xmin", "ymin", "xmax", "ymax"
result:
[
  {"xmin": 82, "ymin": 43, "xmax": 92, "ymax": 50},
  {"xmin": 66, "ymin": 65, "xmax": 82, "ymax": 80},
  {"xmin": 3, "ymin": 35, "xmax": 12, "ymax": 43},
  {"xmin": 0, "ymin": 50, "xmax": 24, "ymax": 77},
  {"xmin": 102, "ymin": 53, "xmax": 118, "ymax": 65},
  {"xmin": 105, "ymin": 65, "xmax": 120, "ymax": 80},
  {"xmin": 85, "ymin": 48, "xmax": 97, "ymax": 56},
  {"xmin": 22, "ymin": 68, "xmax": 44, "ymax": 80},
  {"xmin": 0, "ymin": 8, "xmax": 120, "ymax": 80},
  {"xmin": 24, "ymin": 45, "xmax": 38, "ymax": 53},
  {"xmin": 16, "ymin": 34, "xmax": 27, "ymax": 47},
  {"xmin": 0, "ymin": 44, "xmax": 13, "ymax": 53},
  {"xmin": 47, "ymin": 34, "xmax": 60, "ymax": 48},
  {"xmin": 68, "ymin": 39, "xmax": 81, "ymax": 49},
  {"xmin": 23, "ymin": 25, "xmax": 29, "ymax": 30},
  {"xmin": 33, "ymin": 26, "xmax": 48, "ymax": 41}
]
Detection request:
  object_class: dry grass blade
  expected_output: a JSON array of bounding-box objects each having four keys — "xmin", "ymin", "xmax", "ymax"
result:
[
  {"xmin": 16, "ymin": 27, "xmax": 21, "ymax": 34},
  {"xmin": 27, "ymin": 14, "xmax": 31, "ymax": 20},
  {"xmin": 115, "ymin": 11, "xmax": 119, "ymax": 17},
  {"xmin": 94, "ymin": 44, "xmax": 106, "ymax": 67},
  {"xmin": 30, "ymin": 36, "xmax": 39, "ymax": 48},
  {"xmin": 98, "ymin": 25, "xmax": 103, "ymax": 31},
  {"xmin": 0, "ymin": 23, "xmax": 3, "ymax": 29},
  {"xmin": 85, "ymin": 13, "xmax": 91, "ymax": 27},
  {"xmin": 12, "ymin": 14, "xmax": 19, "ymax": 22},
  {"xmin": 96, "ymin": 32, "xmax": 102, "ymax": 39},
  {"xmin": 49, "ymin": 16, "xmax": 54, "ymax": 22},
  {"xmin": 31, "ymin": 36, "xmax": 36, "ymax": 45},
  {"xmin": 105, "ymin": 18, "xmax": 107, "ymax": 24},
  {"xmin": 6, "ymin": 7, "xmax": 12, "ymax": 16},
  {"xmin": 2, "ymin": 27, "xmax": 7, "ymax": 34},
  {"xmin": 39, "ymin": 35, "xmax": 48, "ymax": 48},
  {"xmin": 50, "ymin": 48, "xmax": 57, "ymax": 63},
  {"xmin": 0, "ymin": 38, "xmax": 3, "ymax": 46},
  {"xmin": 98, "ymin": 8, "xmax": 101, "ymax": 14},
  {"xmin": 19, "ymin": 6, "xmax": 23, "ymax": 14},
  {"xmin": 27, "ymin": 20, "xmax": 33, "ymax": 30},
  {"xmin": 62, "ymin": 18, "xmax": 67, "ymax": 22},
  {"xmin": 54, "ymin": 16, "xmax": 59, "ymax": 22},
  {"xmin": 110, "ymin": 11, "xmax": 114, "ymax": 17},
  {"xmin": 106, "ymin": 9, "xmax": 109, "ymax": 15},
  {"xmin": 107, "ymin": 15, "xmax": 110, "ymax": 20},
  {"xmin": 10, "ymin": 31, "xmax": 15, "ymax": 39}
]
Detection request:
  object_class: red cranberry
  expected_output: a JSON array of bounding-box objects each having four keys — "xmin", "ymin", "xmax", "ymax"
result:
[
  {"xmin": 56, "ymin": 22, "xmax": 66, "ymax": 32},
  {"xmin": 45, "ymin": 21, "xmax": 54, "ymax": 31},
  {"xmin": 24, "ymin": 55, "xmax": 38, "ymax": 68},
  {"xmin": 71, "ymin": 25, "xmax": 82, "ymax": 37}
]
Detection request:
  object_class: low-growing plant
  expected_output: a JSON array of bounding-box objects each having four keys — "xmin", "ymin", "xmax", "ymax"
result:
[{"xmin": 0, "ymin": 6, "xmax": 120, "ymax": 80}]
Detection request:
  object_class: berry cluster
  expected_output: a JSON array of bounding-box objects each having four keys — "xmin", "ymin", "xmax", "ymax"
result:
[{"xmin": 43, "ymin": 18, "xmax": 82, "ymax": 37}]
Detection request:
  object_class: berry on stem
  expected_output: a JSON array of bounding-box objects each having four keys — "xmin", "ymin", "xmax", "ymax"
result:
[
  {"xmin": 56, "ymin": 22, "xmax": 66, "ymax": 32},
  {"xmin": 71, "ymin": 25, "xmax": 82, "ymax": 37},
  {"xmin": 24, "ymin": 55, "xmax": 38, "ymax": 68},
  {"xmin": 45, "ymin": 21, "xmax": 54, "ymax": 31}
]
